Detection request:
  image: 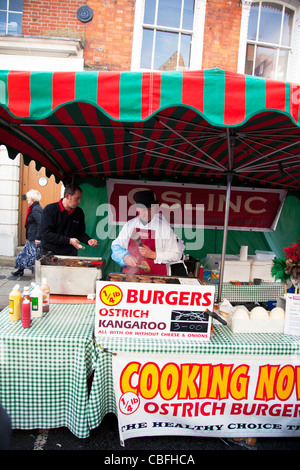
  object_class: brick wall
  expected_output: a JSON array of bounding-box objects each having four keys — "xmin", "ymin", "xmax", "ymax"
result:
[
  {"xmin": 84, "ymin": 0, "xmax": 136, "ymax": 70},
  {"xmin": 202, "ymin": 0, "xmax": 242, "ymax": 72},
  {"xmin": 22, "ymin": 0, "xmax": 136, "ymax": 70}
]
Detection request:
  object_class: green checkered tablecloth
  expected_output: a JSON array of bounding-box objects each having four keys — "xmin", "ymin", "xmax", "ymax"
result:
[
  {"xmin": 0, "ymin": 303, "xmax": 95, "ymax": 439},
  {"xmin": 2, "ymin": 298, "xmax": 299, "ymax": 438},
  {"xmin": 87, "ymin": 325, "xmax": 300, "ymax": 430},
  {"xmin": 215, "ymin": 282, "xmax": 285, "ymax": 302}
]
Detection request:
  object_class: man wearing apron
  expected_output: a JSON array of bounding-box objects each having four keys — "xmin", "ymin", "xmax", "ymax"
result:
[{"xmin": 111, "ymin": 190, "xmax": 187, "ymax": 276}]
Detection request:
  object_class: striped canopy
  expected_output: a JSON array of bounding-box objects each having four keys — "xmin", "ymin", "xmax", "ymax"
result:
[{"xmin": 0, "ymin": 68, "xmax": 300, "ymax": 190}]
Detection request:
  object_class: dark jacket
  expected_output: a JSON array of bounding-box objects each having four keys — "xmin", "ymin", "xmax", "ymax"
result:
[
  {"xmin": 26, "ymin": 202, "xmax": 43, "ymax": 241},
  {"xmin": 40, "ymin": 201, "xmax": 91, "ymax": 256}
]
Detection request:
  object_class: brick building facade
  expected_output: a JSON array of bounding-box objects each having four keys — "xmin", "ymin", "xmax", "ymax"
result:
[
  {"xmin": 19, "ymin": 0, "xmax": 242, "ymax": 72},
  {"xmin": 15, "ymin": 0, "xmax": 300, "ymax": 78}
]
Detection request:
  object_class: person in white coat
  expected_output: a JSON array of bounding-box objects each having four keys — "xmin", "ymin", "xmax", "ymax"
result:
[{"xmin": 111, "ymin": 189, "xmax": 187, "ymax": 276}]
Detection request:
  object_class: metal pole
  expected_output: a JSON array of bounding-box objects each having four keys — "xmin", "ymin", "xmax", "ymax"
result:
[
  {"xmin": 217, "ymin": 128, "xmax": 235, "ymax": 304},
  {"xmin": 217, "ymin": 171, "xmax": 232, "ymax": 303}
]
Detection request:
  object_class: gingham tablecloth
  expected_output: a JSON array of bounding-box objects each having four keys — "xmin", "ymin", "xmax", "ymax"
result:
[
  {"xmin": 0, "ymin": 303, "xmax": 95, "ymax": 439},
  {"xmin": 215, "ymin": 282, "xmax": 285, "ymax": 302},
  {"xmin": 87, "ymin": 325, "xmax": 300, "ymax": 430}
]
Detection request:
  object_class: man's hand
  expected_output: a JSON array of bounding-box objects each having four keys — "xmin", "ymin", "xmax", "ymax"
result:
[
  {"xmin": 124, "ymin": 254, "xmax": 139, "ymax": 267},
  {"xmin": 70, "ymin": 238, "xmax": 81, "ymax": 249},
  {"xmin": 139, "ymin": 245, "xmax": 156, "ymax": 260},
  {"xmin": 88, "ymin": 239, "xmax": 99, "ymax": 247}
]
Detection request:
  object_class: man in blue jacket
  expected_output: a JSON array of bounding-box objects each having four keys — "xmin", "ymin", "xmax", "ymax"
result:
[{"xmin": 41, "ymin": 183, "xmax": 98, "ymax": 256}]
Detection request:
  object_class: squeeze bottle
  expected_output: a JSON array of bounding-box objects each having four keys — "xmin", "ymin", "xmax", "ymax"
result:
[
  {"xmin": 41, "ymin": 278, "xmax": 50, "ymax": 313},
  {"xmin": 9, "ymin": 284, "xmax": 21, "ymax": 321},
  {"xmin": 22, "ymin": 298, "xmax": 31, "ymax": 328},
  {"xmin": 30, "ymin": 283, "xmax": 43, "ymax": 318},
  {"xmin": 22, "ymin": 286, "xmax": 31, "ymax": 305},
  {"xmin": 211, "ymin": 262, "xmax": 220, "ymax": 284},
  {"xmin": 198, "ymin": 265, "xmax": 204, "ymax": 281}
]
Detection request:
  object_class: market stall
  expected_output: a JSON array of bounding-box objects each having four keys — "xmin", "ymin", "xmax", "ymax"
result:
[
  {"xmin": 0, "ymin": 68, "xmax": 300, "ymax": 443},
  {"xmin": 1, "ymin": 68, "xmax": 300, "ymax": 270}
]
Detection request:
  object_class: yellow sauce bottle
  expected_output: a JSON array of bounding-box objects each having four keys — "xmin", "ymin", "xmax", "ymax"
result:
[{"xmin": 9, "ymin": 284, "xmax": 21, "ymax": 321}]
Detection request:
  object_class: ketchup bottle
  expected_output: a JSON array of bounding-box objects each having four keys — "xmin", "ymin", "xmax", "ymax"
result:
[
  {"xmin": 22, "ymin": 298, "xmax": 31, "ymax": 328},
  {"xmin": 198, "ymin": 265, "xmax": 204, "ymax": 281}
]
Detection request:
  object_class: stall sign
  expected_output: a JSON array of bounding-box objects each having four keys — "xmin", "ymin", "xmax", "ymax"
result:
[
  {"xmin": 106, "ymin": 178, "xmax": 286, "ymax": 231},
  {"xmin": 284, "ymin": 294, "xmax": 300, "ymax": 336},
  {"xmin": 95, "ymin": 281, "xmax": 214, "ymax": 340},
  {"xmin": 112, "ymin": 352, "xmax": 300, "ymax": 445}
]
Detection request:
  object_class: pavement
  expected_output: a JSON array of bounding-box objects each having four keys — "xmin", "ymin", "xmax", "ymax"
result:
[{"xmin": 0, "ymin": 257, "xmax": 35, "ymax": 312}]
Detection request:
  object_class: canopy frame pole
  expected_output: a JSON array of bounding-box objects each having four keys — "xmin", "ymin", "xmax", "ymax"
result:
[
  {"xmin": 217, "ymin": 129, "xmax": 235, "ymax": 304},
  {"xmin": 217, "ymin": 171, "xmax": 232, "ymax": 304}
]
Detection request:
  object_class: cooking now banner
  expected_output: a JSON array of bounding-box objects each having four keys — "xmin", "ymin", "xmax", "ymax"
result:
[
  {"xmin": 112, "ymin": 353, "xmax": 300, "ymax": 444},
  {"xmin": 106, "ymin": 178, "xmax": 286, "ymax": 231}
]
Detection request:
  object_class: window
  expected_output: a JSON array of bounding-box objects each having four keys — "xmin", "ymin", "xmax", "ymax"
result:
[
  {"xmin": 0, "ymin": 0, "xmax": 23, "ymax": 36},
  {"xmin": 245, "ymin": 1, "xmax": 294, "ymax": 81},
  {"xmin": 132, "ymin": 0, "xmax": 206, "ymax": 71}
]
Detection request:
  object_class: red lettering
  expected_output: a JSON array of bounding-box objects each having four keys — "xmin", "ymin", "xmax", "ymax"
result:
[
  {"xmin": 165, "ymin": 291, "xmax": 178, "ymax": 305},
  {"xmin": 294, "ymin": 404, "xmax": 300, "ymax": 417},
  {"xmin": 139, "ymin": 290, "xmax": 152, "ymax": 304},
  {"xmin": 202, "ymin": 292, "xmax": 212, "ymax": 307},
  {"xmin": 159, "ymin": 403, "xmax": 169, "ymax": 415},
  {"xmin": 179, "ymin": 291, "xmax": 190, "ymax": 305},
  {"xmin": 126, "ymin": 288, "xmax": 212, "ymax": 307},
  {"xmin": 231, "ymin": 402, "xmax": 242, "ymax": 414},
  {"xmin": 282, "ymin": 404, "xmax": 293, "ymax": 417},
  {"xmin": 153, "ymin": 290, "xmax": 164, "ymax": 304},
  {"xmin": 127, "ymin": 289, "xmax": 138, "ymax": 303},
  {"xmin": 190, "ymin": 292, "xmax": 202, "ymax": 306}
]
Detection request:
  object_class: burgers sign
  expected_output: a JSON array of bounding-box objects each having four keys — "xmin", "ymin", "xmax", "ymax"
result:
[{"xmin": 95, "ymin": 280, "xmax": 215, "ymax": 340}]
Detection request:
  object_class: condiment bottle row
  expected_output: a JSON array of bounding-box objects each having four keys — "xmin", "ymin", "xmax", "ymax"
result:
[{"xmin": 8, "ymin": 278, "xmax": 50, "ymax": 328}]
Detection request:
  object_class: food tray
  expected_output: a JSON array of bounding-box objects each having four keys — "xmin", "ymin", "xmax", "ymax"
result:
[{"xmin": 35, "ymin": 254, "xmax": 105, "ymax": 295}]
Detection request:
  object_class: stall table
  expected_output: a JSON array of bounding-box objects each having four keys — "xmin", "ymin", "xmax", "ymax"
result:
[
  {"xmin": 88, "ymin": 324, "xmax": 300, "ymax": 438},
  {"xmin": 0, "ymin": 303, "xmax": 95, "ymax": 439},
  {"xmin": 2, "ymin": 298, "xmax": 299, "ymax": 441},
  {"xmin": 214, "ymin": 282, "xmax": 285, "ymax": 303}
]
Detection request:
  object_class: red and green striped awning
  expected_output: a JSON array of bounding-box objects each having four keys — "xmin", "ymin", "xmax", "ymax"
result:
[{"xmin": 0, "ymin": 68, "xmax": 299, "ymax": 190}]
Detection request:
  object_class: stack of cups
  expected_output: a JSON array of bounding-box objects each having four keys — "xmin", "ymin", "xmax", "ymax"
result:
[{"xmin": 240, "ymin": 245, "xmax": 248, "ymax": 261}]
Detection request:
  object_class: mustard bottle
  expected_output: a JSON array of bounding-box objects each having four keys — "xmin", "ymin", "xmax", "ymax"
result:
[{"xmin": 9, "ymin": 284, "xmax": 21, "ymax": 321}]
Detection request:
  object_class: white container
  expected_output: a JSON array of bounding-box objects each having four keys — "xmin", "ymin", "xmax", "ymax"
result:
[
  {"xmin": 205, "ymin": 254, "xmax": 239, "ymax": 269},
  {"xmin": 204, "ymin": 254, "xmax": 251, "ymax": 282},
  {"xmin": 255, "ymin": 250, "xmax": 275, "ymax": 260},
  {"xmin": 222, "ymin": 260, "xmax": 251, "ymax": 282},
  {"xmin": 249, "ymin": 260, "xmax": 274, "ymax": 282}
]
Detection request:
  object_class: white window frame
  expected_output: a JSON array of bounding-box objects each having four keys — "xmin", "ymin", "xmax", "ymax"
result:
[
  {"xmin": 131, "ymin": 0, "xmax": 207, "ymax": 71},
  {"xmin": 238, "ymin": 0, "xmax": 300, "ymax": 83},
  {"xmin": 0, "ymin": 0, "xmax": 23, "ymax": 35}
]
